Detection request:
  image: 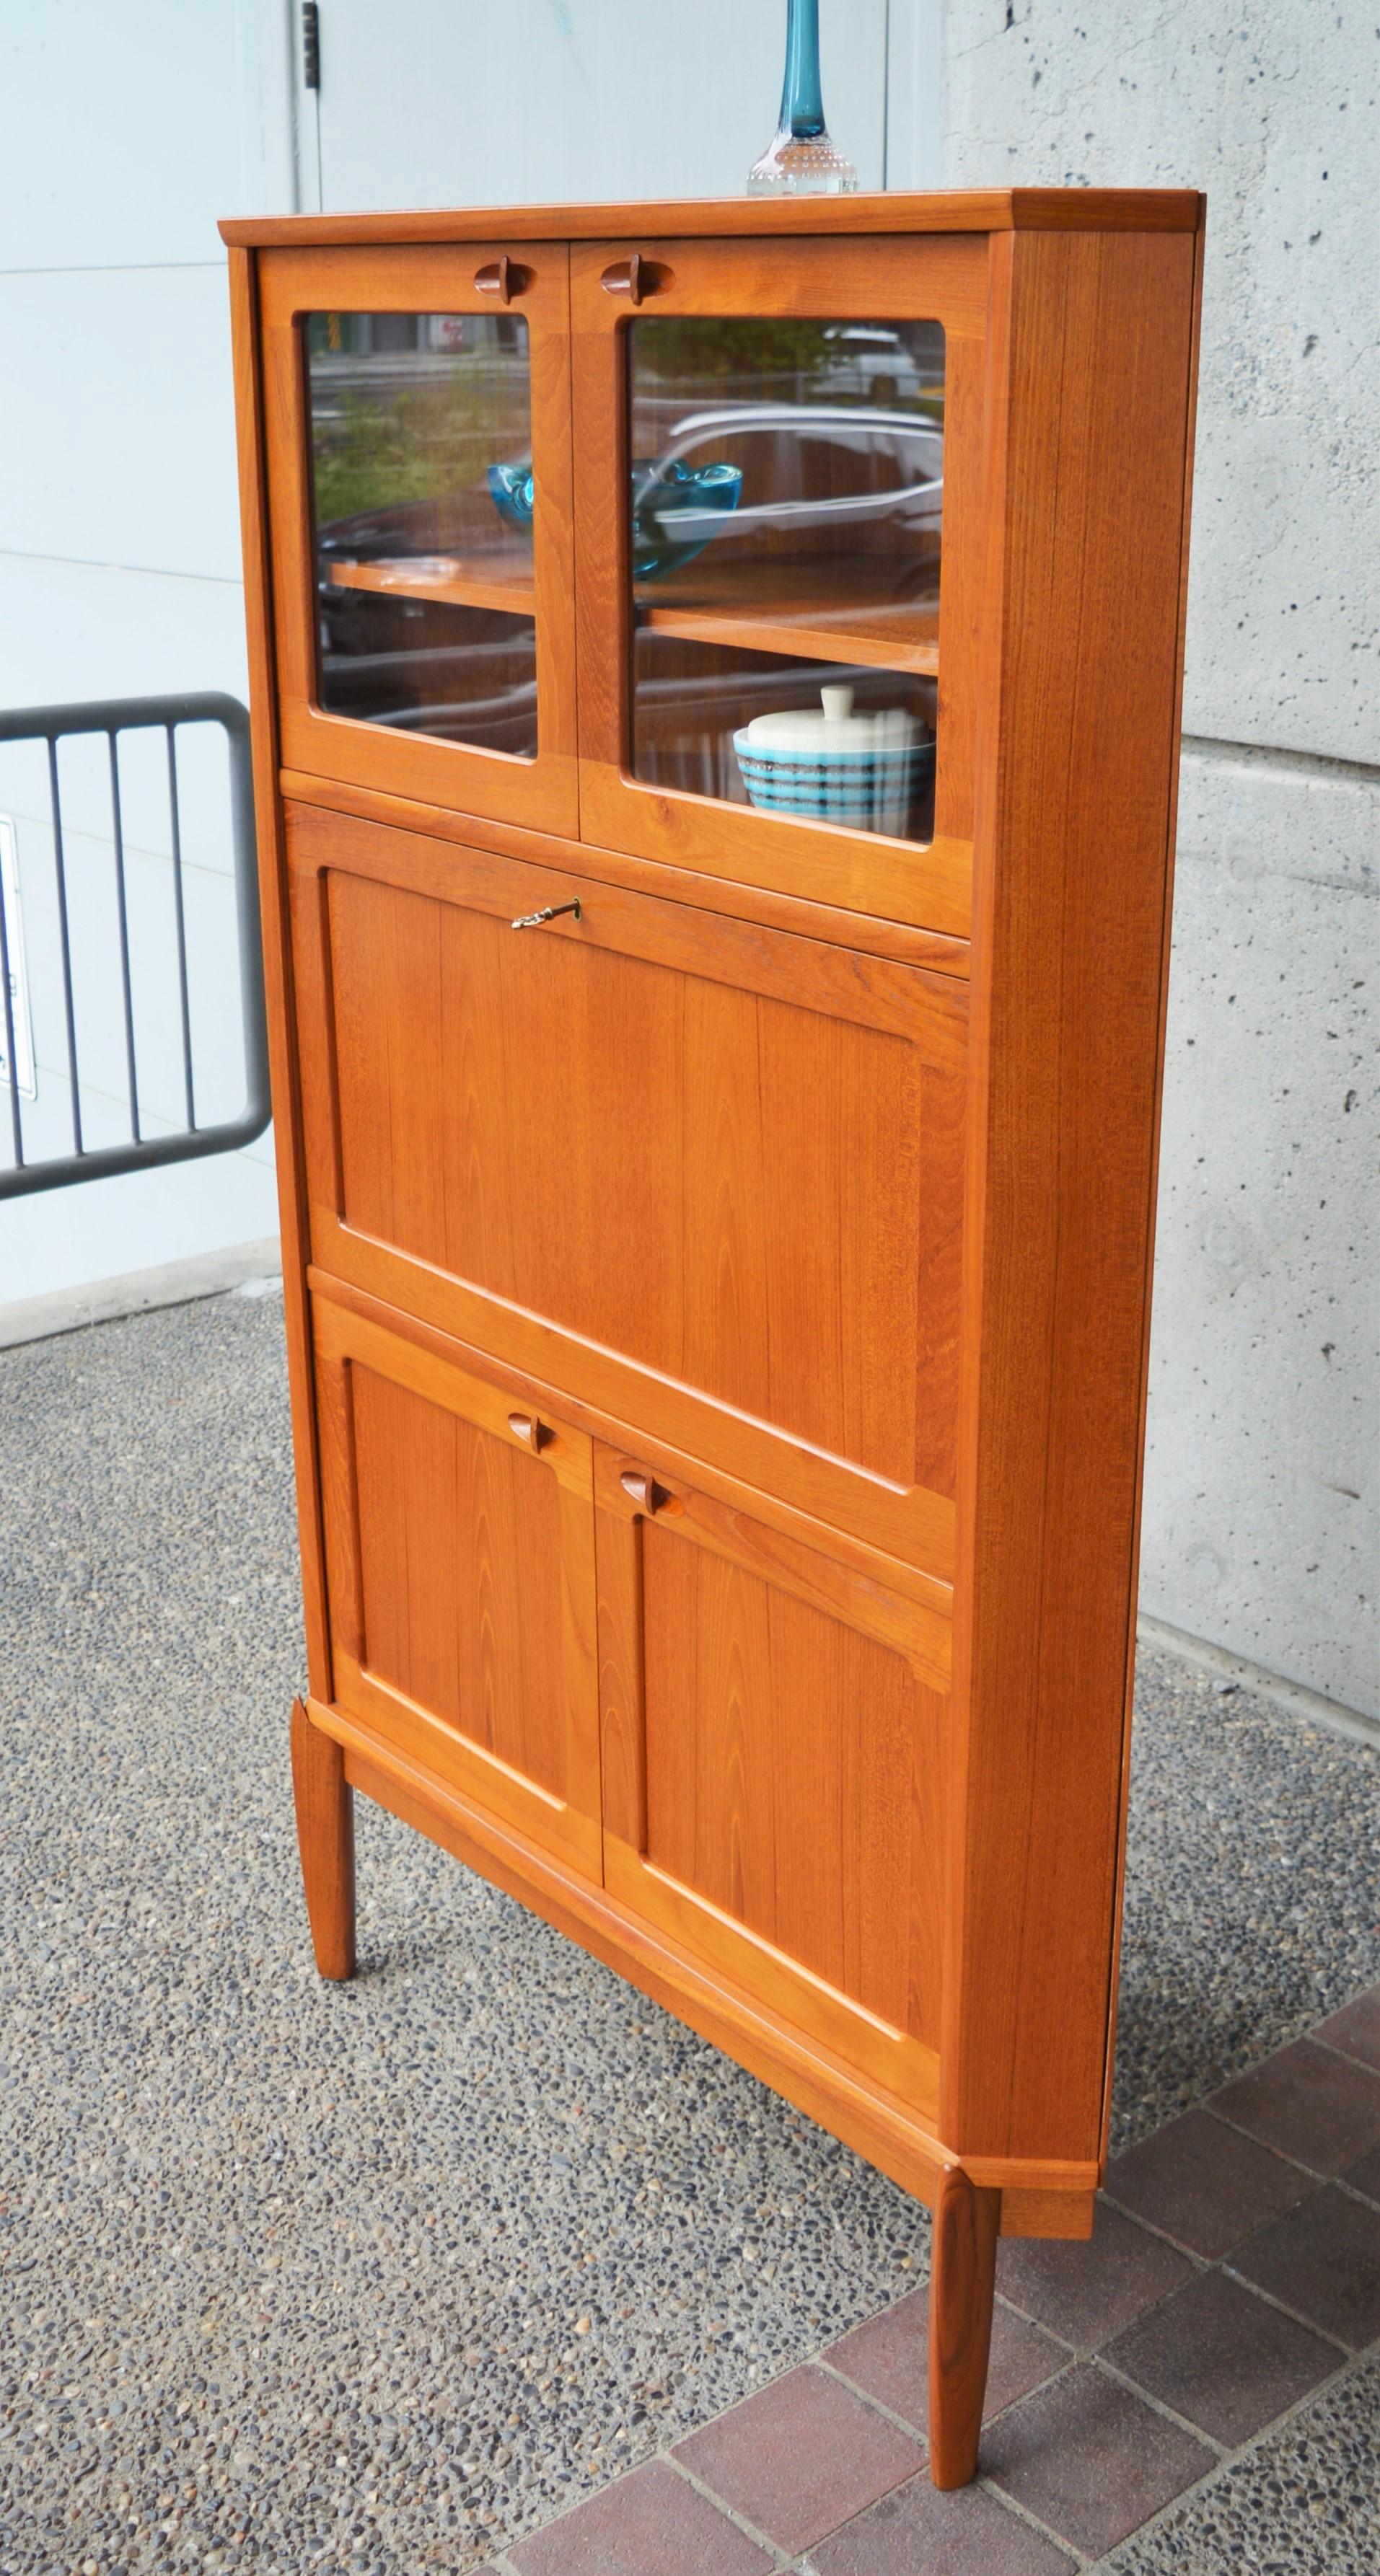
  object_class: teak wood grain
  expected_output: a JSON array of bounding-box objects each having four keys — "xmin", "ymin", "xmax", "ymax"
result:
[
  {"xmin": 929, "ymin": 2167, "xmax": 1001, "ymax": 2487},
  {"xmin": 311, "ymin": 1293, "xmax": 602, "ymax": 1877},
  {"xmin": 278, "ymin": 769, "xmax": 974, "ymax": 978},
  {"xmin": 285, "ymin": 796, "xmax": 967, "ymax": 1579},
  {"xmin": 595, "ymin": 1441, "xmax": 946, "ymax": 2119},
  {"xmin": 307, "ymin": 1267, "xmax": 954, "ymax": 1623},
  {"xmin": 289, "ymin": 1698, "xmax": 356, "ymax": 1980},
  {"xmin": 327, "ymin": 554, "xmax": 537, "ymax": 616},
  {"xmin": 1096, "ymin": 211, "xmax": 1208, "ymax": 2163},
  {"xmin": 942, "ymin": 224, "xmax": 1202, "ymax": 2174},
  {"xmin": 220, "ymin": 188, "xmax": 1203, "ymax": 250},
  {"xmin": 635, "ymin": 560, "xmax": 941, "ymax": 675},
  {"xmin": 223, "ymin": 191, "xmax": 1203, "ymax": 2491}
]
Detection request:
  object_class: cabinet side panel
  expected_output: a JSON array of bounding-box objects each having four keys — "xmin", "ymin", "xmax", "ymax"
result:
[
  {"xmin": 1097, "ymin": 209, "xmax": 1208, "ymax": 2162},
  {"xmin": 946, "ymin": 224, "xmax": 1201, "ymax": 2165}
]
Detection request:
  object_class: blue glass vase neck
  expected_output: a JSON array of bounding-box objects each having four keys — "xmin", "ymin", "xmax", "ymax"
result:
[{"xmin": 778, "ymin": 0, "xmax": 825, "ymax": 139}]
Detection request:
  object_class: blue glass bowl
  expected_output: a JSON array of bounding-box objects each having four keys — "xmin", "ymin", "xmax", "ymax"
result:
[{"xmin": 487, "ymin": 456, "xmax": 742, "ymax": 580}]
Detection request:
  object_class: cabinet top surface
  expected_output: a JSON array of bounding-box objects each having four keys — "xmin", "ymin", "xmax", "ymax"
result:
[{"xmin": 219, "ymin": 186, "xmax": 1204, "ymax": 252}]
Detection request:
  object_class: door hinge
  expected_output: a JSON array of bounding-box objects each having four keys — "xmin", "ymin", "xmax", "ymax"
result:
[{"xmin": 302, "ymin": 1, "xmax": 321, "ymax": 90}]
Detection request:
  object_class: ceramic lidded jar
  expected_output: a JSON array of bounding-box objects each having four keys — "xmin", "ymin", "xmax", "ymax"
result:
[{"xmin": 732, "ymin": 685, "xmax": 933, "ymax": 837}]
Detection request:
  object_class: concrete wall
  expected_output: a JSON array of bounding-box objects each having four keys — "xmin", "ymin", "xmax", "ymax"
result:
[{"xmin": 943, "ymin": 1, "xmax": 1378, "ymax": 1713}]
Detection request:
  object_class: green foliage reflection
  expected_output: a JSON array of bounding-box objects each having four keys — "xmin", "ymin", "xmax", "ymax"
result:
[{"xmin": 305, "ymin": 312, "xmax": 530, "ymax": 529}]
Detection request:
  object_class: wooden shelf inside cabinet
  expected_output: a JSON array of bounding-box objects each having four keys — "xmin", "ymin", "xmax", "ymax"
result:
[
  {"xmin": 635, "ymin": 558, "xmax": 941, "ymax": 675},
  {"xmin": 328, "ymin": 553, "xmax": 537, "ymax": 617}
]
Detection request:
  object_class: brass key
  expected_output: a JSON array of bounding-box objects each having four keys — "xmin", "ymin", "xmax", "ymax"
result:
[{"xmin": 510, "ymin": 900, "xmax": 582, "ymax": 930}]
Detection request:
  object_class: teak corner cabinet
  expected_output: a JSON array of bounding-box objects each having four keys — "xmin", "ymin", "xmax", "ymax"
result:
[{"xmin": 222, "ymin": 185, "xmax": 1204, "ymax": 2488}]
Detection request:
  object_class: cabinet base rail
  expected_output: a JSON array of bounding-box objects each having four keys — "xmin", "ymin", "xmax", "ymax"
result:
[{"xmin": 287, "ymin": 1698, "xmax": 1096, "ymax": 2487}]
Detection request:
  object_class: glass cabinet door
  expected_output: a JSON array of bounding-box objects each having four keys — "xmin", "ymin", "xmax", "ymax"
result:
[
  {"xmin": 572, "ymin": 235, "xmax": 988, "ymax": 938},
  {"xmin": 260, "ymin": 247, "xmax": 577, "ymax": 835},
  {"xmin": 304, "ymin": 309, "xmax": 537, "ymax": 754},
  {"xmin": 628, "ymin": 314, "xmax": 944, "ymax": 839}
]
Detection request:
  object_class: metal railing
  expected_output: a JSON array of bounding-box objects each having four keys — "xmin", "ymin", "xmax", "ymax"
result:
[{"xmin": 0, "ymin": 693, "xmax": 271, "ymax": 1199}]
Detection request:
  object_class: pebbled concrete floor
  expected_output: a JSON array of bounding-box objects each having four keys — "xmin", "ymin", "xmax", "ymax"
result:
[
  {"xmin": 1106, "ymin": 2353, "xmax": 1380, "ymax": 2576},
  {"xmin": 1, "ymin": 1288, "xmax": 1376, "ymax": 2575}
]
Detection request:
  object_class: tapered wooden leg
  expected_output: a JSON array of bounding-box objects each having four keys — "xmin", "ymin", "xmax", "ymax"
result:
[
  {"xmin": 928, "ymin": 2163, "xmax": 1001, "ymax": 2488},
  {"xmin": 289, "ymin": 1698, "xmax": 356, "ymax": 1980}
]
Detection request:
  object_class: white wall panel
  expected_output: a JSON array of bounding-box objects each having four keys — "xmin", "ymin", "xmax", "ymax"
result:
[
  {"xmin": 3, "ymin": 0, "xmax": 294, "ymax": 269},
  {"xmin": 0, "ymin": 554, "xmax": 261, "ymax": 1304},
  {"xmin": 0, "ymin": 1145, "xmax": 280, "ymax": 1305},
  {"xmin": 3, "ymin": 814, "xmax": 252, "ymax": 1137},
  {"xmin": 0, "ymin": 556, "xmax": 247, "ymax": 715},
  {"xmin": 0, "ymin": 268, "xmax": 242, "ymax": 581},
  {"xmin": 313, "ymin": 1, "xmax": 889, "ymax": 208},
  {"xmin": 884, "ymin": 0, "xmax": 944, "ymax": 190}
]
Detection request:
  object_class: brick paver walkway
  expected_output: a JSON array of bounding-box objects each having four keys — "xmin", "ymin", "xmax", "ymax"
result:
[{"xmin": 474, "ymin": 1982, "xmax": 1380, "ymax": 2572}]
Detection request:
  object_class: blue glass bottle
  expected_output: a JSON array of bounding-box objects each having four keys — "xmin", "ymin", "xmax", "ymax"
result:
[{"xmin": 747, "ymin": 0, "xmax": 858, "ymax": 196}]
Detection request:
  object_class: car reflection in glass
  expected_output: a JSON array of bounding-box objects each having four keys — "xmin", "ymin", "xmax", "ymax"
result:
[{"xmin": 312, "ymin": 397, "xmax": 942, "ymax": 751}]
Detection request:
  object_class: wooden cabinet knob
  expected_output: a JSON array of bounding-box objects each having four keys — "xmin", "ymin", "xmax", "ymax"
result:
[
  {"xmin": 508, "ymin": 1410, "xmax": 553, "ymax": 1452},
  {"xmin": 599, "ymin": 254, "xmax": 671, "ymax": 307},
  {"xmin": 475, "ymin": 256, "xmax": 530, "ymax": 304},
  {"xmin": 620, "ymin": 1467, "xmax": 671, "ymax": 1514},
  {"xmin": 601, "ymin": 253, "xmax": 644, "ymax": 306}
]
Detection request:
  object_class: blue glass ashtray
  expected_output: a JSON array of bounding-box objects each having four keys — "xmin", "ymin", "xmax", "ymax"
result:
[
  {"xmin": 487, "ymin": 461, "xmax": 535, "ymax": 529},
  {"xmin": 630, "ymin": 459, "xmax": 742, "ymax": 581},
  {"xmin": 487, "ymin": 456, "xmax": 742, "ymax": 580}
]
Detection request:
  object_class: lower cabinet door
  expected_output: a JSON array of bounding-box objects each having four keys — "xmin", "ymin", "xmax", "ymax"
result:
[
  {"xmin": 594, "ymin": 1444, "xmax": 950, "ymax": 2119},
  {"xmin": 311, "ymin": 1293, "xmax": 602, "ymax": 1879}
]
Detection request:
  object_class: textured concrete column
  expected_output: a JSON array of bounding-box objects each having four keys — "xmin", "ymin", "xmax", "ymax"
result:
[{"xmin": 940, "ymin": 3, "xmax": 1378, "ymax": 1713}]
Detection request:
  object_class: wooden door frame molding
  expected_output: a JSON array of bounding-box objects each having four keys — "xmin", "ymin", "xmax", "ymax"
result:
[
  {"xmin": 594, "ymin": 1437, "xmax": 949, "ymax": 2122},
  {"xmin": 258, "ymin": 241, "xmax": 579, "ymax": 834},
  {"xmin": 571, "ymin": 231, "xmax": 990, "ymax": 937},
  {"xmin": 227, "ymin": 245, "xmax": 335, "ymax": 1708}
]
